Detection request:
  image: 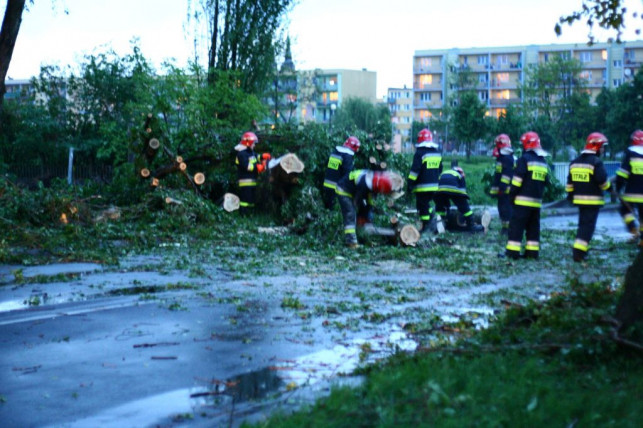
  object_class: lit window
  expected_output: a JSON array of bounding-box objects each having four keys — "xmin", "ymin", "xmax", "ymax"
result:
[
  {"xmin": 330, "ymin": 92, "xmax": 338, "ymax": 101},
  {"xmin": 601, "ymin": 50, "xmax": 607, "ymax": 60},
  {"xmin": 420, "ymin": 74, "xmax": 433, "ymax": 87},
  {"xmin": 497, "ymin": 73, "xmax": 509, "ymax": 83}
]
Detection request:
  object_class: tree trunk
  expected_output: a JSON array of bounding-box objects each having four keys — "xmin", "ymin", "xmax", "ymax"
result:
[
  {"xmin": 0, "ymin": 0, "xmax": 27, "ymax": 120},
  {"xmin": 615, "ymin": 251, "xmax": 643, "ymax": 339},
  {"xmin": 207, "ymin": 0, "xmax": 219, "ymax": 85},
  {"xmin": 268, "ymin": 153, "xmax": 304, "ymax": 204}
]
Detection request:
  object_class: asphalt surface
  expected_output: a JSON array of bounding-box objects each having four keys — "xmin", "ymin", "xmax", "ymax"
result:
[{"xmin": 0, "ymin": 206, "xmax": 634, "ymax": 427}]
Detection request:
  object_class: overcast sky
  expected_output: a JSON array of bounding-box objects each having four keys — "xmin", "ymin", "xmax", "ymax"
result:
[{"xmin": 4, "ymin": 0, "xmax": 643, "ymax": 98}]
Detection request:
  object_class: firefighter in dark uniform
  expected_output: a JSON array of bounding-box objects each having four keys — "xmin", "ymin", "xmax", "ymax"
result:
[
  {"xmin": 435, "ymin": 161, "xmax": 483, "ymax": 232},
  {"xmin": 408, "ymin": 128, "xmax": 442, "ymax": 233},
  {"xmin": 504, "ymin": 131, "xmax": 550, "ymax": 260},
  {"xmin": 322, "ymin": 136, "xmax": 360, "ymax": 209},
  {"xmin": 336, "ymin": 170, "xmax": 394, "ymax": 248},
  {"xmin": 490, "ymin": 134, "xmax": 515, "ymax": 235},
  {"xmin": 566, "ymin": 132, "xmax": 611, "ymax": 262},
  {"xmin": 616, "ymin": 129, "xmax": 643, "ymax": 247},
  {"xmin": 234, "ymin": 131, "xmax": 271, "ymax": 213}
]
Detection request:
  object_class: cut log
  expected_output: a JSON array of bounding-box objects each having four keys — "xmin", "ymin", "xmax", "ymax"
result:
[
  {"xmin": 398, "ymin": 224, "xmax": 421, "ymax": 246},
  {"xmin": 480, "ymin": 209, "xmax": 491, "ymax": 233},
  {"xmin": 270, "ymin": 153, "xmax": 305, "ymax": 174},
  {"xmin": 150, "ymin": 178, "xmax": 160, "ymax": 188},
  {"xmin": 223, "ymin": 193, "xmax": 240, "ymax": 212},
  {"xmin": 144, "ymin": 138, "xmax": 160, "ymax": 160},
  {"xmin": 268, "ymin": 153, "xmax": 305, "ymax": 204},
  {"xmin": 165, "ymin": 196, "xmax": 183, "ymax": 205},
  {"xmin": 193, "ymin": 172, "xmax": 206, "ymax": 186},
  {"xmin": 376, "ymin": 144, "xmax": 383, "ymax": 151},
  {"xmin": 140, "ymin": 168, "xmax": 151, "ymax": 179}
]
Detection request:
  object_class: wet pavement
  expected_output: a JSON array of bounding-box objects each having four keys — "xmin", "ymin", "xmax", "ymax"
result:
[{"xmin": 0, "ymin": 206, "xmax": 633, "ymax": 427}]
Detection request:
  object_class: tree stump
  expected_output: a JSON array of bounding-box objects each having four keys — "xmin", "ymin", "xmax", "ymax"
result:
[{"xmin": 269, "ymin": 153, "xmax": 305, "ymax": 204}]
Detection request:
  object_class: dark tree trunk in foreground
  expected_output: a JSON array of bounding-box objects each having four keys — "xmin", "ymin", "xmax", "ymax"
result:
[
  {"xmin": 615, "ymin": 251, "xmax": 643, "ymax": 339},
  {"xmin": 0, "ymin": 0, "xmax": 27, "ymax": 120}
]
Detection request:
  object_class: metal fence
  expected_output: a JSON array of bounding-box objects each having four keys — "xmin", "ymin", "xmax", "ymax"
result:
[{"xmin": 552, "ymin": 161, "xmax": 621, "ymax": 184}]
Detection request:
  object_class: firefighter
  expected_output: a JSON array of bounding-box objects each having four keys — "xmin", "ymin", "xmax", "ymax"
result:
[
  {"xmin": 234, "ymin": 131, "xmax": 271, "ymax": 213},
  {"xmin": 615, "ymin": 129, "xmax": 643, "ymax": 247},
  {"xmin": 336, "ymin": 170, "xmax": 394, "ymax": 248},
  {"xmin": 490, "ymin": 134, "xmax": 515, "ymax": 235},
  {"xmin": 408, "ymin": 128, "xmax": 442, "ymax": 233},
  {"xmin": 435, "ymin": 160, "xmax": 484, "ymax": 232},
  {"xmin": 504, "ymin": 131, "xmax": 550, "ymax": 260},
  {"xmin": 322, "ymin": 136, "xmax": 360, "ymax": 209},
  {"xmin": 566, "ymin": 132, "xmax": 611, "ymax": 262}
]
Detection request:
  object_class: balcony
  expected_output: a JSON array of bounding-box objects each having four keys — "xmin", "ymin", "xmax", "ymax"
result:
[
  {"xmin": 415, "ymin": 100, "xmax": 444, "ymax": 109},
  {"xmin": 489, "ymin": 97, "xmax": 521, "ymax": 106}
]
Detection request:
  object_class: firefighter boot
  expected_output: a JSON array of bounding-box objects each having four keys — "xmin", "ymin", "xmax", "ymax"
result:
[
  {"xmin": 572, "ymin": 248, "xmax": 587, "ymax": 263},
  {"xmin": 465, "ymin": 216, "xmax": 484, "ymax": 233}
]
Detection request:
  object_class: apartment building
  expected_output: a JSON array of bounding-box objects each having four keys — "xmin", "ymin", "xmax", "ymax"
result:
[
  {"xmin": 387, "ymin": 86, "xmax": 413, "ymax": 151},
  {"xmin": 413, "ymin": 40, "xmax": 643, "ymax": 121},
  {"xmin": 297, "ymin": 68, "xmax": 377, "ymax": 124}
]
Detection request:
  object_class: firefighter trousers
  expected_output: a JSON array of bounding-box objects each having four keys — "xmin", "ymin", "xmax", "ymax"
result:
[
  {"xmin": 415, "ymin": 191, "xmax": 436, "ymax": 224},
  {"xmin": 238, "ymin": 185, "xmax": 256, "ymax": 214},
  {"xmin": 337, "ymin": 194, "xmax": 357, "ymax": 245},
  {"xmin": 435, "ymin": 193, "xmax": 472, "ymax": 219},
  {"xmin": 497, "ymin": 193, "xmax": 512, "ymax": 226},
  {"xmin": 322, "ymin": 186, "xmax": 336, "ymax": 210},
  {"xmin": 619, "ymin": 201, "xmax": 642, "ymax": 236},
  {"xmin": 505, "ymin": 205, "xmax": 541, "ymax": 259},
  {"xmin": 573, "ymin": 205, "xmax": 600, "ymax": 261}
]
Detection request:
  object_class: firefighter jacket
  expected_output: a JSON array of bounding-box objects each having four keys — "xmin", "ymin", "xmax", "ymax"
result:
[
  {"xmin": 323, "ymin": 146, "xmax": 355, "ymax": 192},
  {"xmin": 408, "ymin": 145, "xmax": 443, "ymax": 193},
  {"xmin": 509, "ymin": 150, "xmax": 550, "ymax": 208},
  {"xmin": 438, "ymin": 168, "xmax": 468, "ymax": 197},
  {"xmin": 336, "ymin": 169, "xmax": 377, "ymax": 209},
  {"xmin": 235, "ymin": 147, "xmax": 261, "ymax": 187},
  {"xmin": 490, "ymin": 152, "xmax": 515, "ymax": 196},
  {"xmin": 566, "ymin": 151, "xmax": 610, "ymax": 205},
  {"xmin": 616, "ymin": 146, "xmax": 643, "ymax": 203}
]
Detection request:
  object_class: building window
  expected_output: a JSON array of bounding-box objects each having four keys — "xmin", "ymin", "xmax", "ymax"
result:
[
  {"xmin": 420, "ymin": 93, "xmax": 430, "ymax": 101},
  {"xmin": 478, "ymin": 91, "xmax": 488, "ymax": 101},
  {"xmin": 329, "ymin": 79, "xmax": 336, "ymax": 86},
  {"xmin": 497, "ymin": 55, "xmax": 508, "ymax": 65},
  {"xmin": 543, "ymin": 53, "xmax": 549, "ymax": 62},
  {"xmin": 613, "ymin": 79, "xmax": 622, "ymax": 87},
  {"xmin": 477, "ymin": 55, "xmax": 487, "ymax": 65},
  {"xmin": 613, "ymin": 59, "xmax": 622, "ymax": 67},
  {"xmin": 497, "ymin": 73, "xmax": 509, "ymax": 83},
  {"xmin": 560, "ymin": 51, "xmax": 571, "ymax": 60},
  {"xmin": 580, "ymin": 51, "xmax": 592, "ymax": 63},
  {"xmin": 601, "ymin": 50, "xmax": 607, "ymax": 60},
  {"xmin": 478, "ymin": 74, "xmax": 488, "ymax": 83},
  {"xmin": 329, "ymin": 92, "xmax": 338, "ymax": 102},
  {"xmin": 580, "ymin": 70, "xmax": 592, "ymax": 81},
  {"xmin": 420, "ymin": 74, "xmax": 433, "ymax": 88}
]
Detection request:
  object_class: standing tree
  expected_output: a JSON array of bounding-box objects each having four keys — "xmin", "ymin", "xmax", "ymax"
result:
[
  {"xmin": 0, "ymin": 0, "xmax": 27, "ymax": 122},
  {"xmin": 556, "ymin": 0, "xmax": 643, "ymax": 43},
  {"xmin": 188, "ymin": 0, "xmax": 294, "ymax": 96},
  {"xmin": 451, "ymin": 91, "xmax": 487, "ymax": 159},
  {"xmin": 521, "ymin": 56, "xmax": 584, "ymax": 158}
]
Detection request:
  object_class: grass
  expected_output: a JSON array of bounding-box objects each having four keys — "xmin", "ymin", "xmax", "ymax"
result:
[
  {"xmin": 248, "ymin": 278, "xmax": 643, "ymax": 427},
  {"xmin": 0, "ymin": 170, "xmax": 640, "ymax": 427}
]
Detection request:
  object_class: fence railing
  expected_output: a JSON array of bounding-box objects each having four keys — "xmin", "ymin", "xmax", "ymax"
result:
[{"xmin": 552, "ymin": 161, "xmax": 620, "ymax": 184}]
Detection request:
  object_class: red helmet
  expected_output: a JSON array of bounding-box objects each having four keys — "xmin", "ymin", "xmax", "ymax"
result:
[
  {"xmin": 343, "ymin": 136, "xmax": 361, "ymax": 152},
  {"xmin": 494, "ymin": 134, "xmax": 511, "ymax": 150},
  {"xmin": 240, "ymin": 131, "xmax": 258, "ymax": 147},
  {"xmin": 417, "ymin": 128, "xmax": 433, "ymax": 143},
  {"xmin": 520, "ymin": 131, "xmax": 541, "ymax": 150},
  {"xmin": 631, "ymin": 129, "xmax": 643, "ymax": 146},
  {"xmin": 584, "ymin": 132, "xmax": 608, "ymax": 153},
  {"xmin": 372, "ymin": 172, "xmax": 392, "ymax": 194}
]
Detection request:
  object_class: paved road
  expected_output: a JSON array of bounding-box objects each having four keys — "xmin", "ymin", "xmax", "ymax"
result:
[{"xmin": 0, "ymin": 207, "xmax": 633, "ymax": 427}]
